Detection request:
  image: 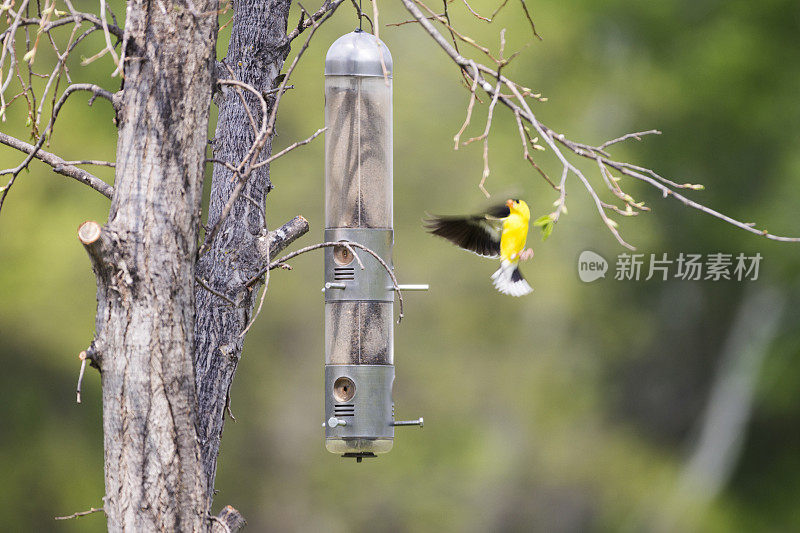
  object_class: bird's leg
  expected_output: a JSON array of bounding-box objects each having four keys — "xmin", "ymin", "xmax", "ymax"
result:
[{"xmin": 519, "ymin": 248, "xmax": 535, "ymax": 261}]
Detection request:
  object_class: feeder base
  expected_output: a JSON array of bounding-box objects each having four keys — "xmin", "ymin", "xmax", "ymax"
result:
[{"xmin": 325, "ymin": 437, "xmax": 393, "ymax": 455}]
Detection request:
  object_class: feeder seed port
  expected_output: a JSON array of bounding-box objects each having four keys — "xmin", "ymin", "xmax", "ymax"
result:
[
  {"xmin": 333, "ymin": 244, "xmax": 355, "ymax": 266},
  {"xmin": 333, "ymin": 376, "xmax": 356, "ymax": 402}
]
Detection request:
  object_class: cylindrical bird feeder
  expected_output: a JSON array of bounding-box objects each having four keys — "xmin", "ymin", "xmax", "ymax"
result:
[{"xmin": 322, "ymin": 30, "xmax": 423, "ymax": 461}]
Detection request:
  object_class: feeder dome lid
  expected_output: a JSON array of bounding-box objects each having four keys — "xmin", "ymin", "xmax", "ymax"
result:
[{"xmin": 325, "ymin": 30, "xmax": 393, "ymax": 77}]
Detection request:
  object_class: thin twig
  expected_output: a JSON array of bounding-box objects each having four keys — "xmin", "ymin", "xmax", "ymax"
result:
[
  {"xmin": 250, "ymin": 127, "xmax": 325, "ymax": 170},
  {"xmin": 246, "ymin": 240, "xmax": 405, "ymax": 323},
  {"xmin": 461, "ymin": 0, "xmax": 491, "ymax": 21},
  {"xmin": 463, "ymin": 72, "xmax": 502, "ymax": 197},
  {"xmin": 76, "ymin": 351, "xmax": 88, "ymax": 403},
  {"xmin": 199, "ymin": 79, "xmax": 270, "ymax": 254},
  {"xmin": 239, "ymin": 230, "xmax": 270, "ymax": 337},
  {"xmin": 386, "ymin": 14, "xmax": 439, "ymax": 27},
  {"xmin": 62, "ymin": 159, "xmax": 115, "ymax": 167},
  {"xmin": 513, "ymin": 110, "xmax": 556, "ymax": 189},
  {"xmin": 598, "ymin": 129, "xmax": 661, "ymax": 150},
  {"xmin": 284, "ymin": 0, "xmax": 345, "ymax": 43},
  {"xmin": 489, "ymin": 0, "xmax": 510, "ymax": 20},
  {"xmin": 98, "ymin": 0, "xmax": 121, "ymax": 74},
  {"xmin": 196, "ymin": 275, "xmax": 236, "ymax": 306},
  {"xmin": 411, "ymin": 0, "xmax": 500, "ymax": 64},
  {"xmin": 55, "ymin": 507, "xmax": 104, "ymax": 520},
  {"xmin": 220, "ymin": 61, "xmax": 258, "ymax": 137},
  {"xmin": 0, "ymin": 131, "xmax": 114, "ymax": 198},
  {"xmin": 0, "ymin": 0, "xmax": 32, "ymax": 119},
  {"xmin": 261, "ymin": 84, "xmax": 294, "ymax": 96},
  {"xmin": 0, "ymin": 84, "xmax": 116, "ymax": 207},
  {"xmin": 225, "ymin": 393, "xmax": 237, "ymax": 421},
  {"xmin": 453, "ymin": 61, "xmax": 479, "ymax": 149},
  {"xmin": 2, "ymin": 13, "xmax": 125, "ymax": 39},
  {"xmin": 518, "ymin": 0, "xmax": 542, "ymax": 40}
]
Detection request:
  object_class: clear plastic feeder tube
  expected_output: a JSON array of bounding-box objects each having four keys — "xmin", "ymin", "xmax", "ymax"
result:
[
  {"xmin": 323, "ymin": 31, "xmax": 395, "ymax": 456},
  {"xmin": 324, "ymin": 40, "xmax": 392, "ymax": 229}
]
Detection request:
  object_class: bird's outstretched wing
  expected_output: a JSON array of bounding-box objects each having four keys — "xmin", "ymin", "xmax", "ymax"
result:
[{"xmin": 424, "ymin": 204, "xmax": 510, "ymax": 258}]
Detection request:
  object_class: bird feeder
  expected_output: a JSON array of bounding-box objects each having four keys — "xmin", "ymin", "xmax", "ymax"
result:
[{"xmin": 322, "ymin": 30, "xmax": 425, "ymax": 461}]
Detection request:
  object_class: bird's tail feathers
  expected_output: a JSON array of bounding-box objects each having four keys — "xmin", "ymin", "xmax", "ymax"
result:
[{"xmin": 491, "ymin": 260, "xmax": 533, "ymax": 297}]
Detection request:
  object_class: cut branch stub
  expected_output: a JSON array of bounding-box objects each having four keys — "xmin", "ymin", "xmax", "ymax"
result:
[
  {"xmin": 211, "ymin": 505, "xmax": 246, "ymax": 533},
  {"xmin": 266, "ymin": 215, "xmax": 310, "ymax": 257},
  {"xmin": 77, "ymin": 220, "xmax": 117, "ymax": 271},
  {"xmin": 78, "ymin": 220, "xmax": 103, "ymax": 245}
]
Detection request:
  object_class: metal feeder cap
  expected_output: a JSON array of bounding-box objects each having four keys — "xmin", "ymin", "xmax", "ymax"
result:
[{"xmin": 325, "ymin": 30, "xmax": 393, "ymax": 77}]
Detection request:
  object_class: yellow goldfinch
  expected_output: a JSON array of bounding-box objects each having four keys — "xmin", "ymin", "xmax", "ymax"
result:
[{"xmin": 425, "ymin": 199, "xmax": 534, "ymax": 296}]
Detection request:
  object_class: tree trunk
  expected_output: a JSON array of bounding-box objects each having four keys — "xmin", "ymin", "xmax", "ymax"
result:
[
  {"xmin": 79, "ymin": 0, "xmax": 303, "ymax": 527},
  {"xmin": 194, "ymin": 0, "xmax": 293, "ymax": 504},
  {"xmin": 81, "ymin": 0, "xmax": 219, "ymax": 529}
]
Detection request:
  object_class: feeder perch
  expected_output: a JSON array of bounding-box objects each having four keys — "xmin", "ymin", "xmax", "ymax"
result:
[{"xmin": 322, "ymin": 30, "xmax": 426, "ymax": 461}]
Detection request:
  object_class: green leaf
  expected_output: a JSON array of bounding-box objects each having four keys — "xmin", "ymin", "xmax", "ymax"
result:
[
  {"xmin": 532, "ymin": 214, "xmax": 553, "ymax": 227},
  {"xmin": 541, "ymin": 221, "xmax": 554, "ymax": 241}
]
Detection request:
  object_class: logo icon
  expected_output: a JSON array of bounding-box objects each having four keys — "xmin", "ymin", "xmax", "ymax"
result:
[{"xmin": 578, "ymin": 251, "xmax": 608, "ymax": 283}]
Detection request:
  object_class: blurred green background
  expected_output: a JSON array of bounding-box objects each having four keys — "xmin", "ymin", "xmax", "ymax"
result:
[{"xmin": 2, "ymin": 0, "xmax": 799, "ymax": 531}]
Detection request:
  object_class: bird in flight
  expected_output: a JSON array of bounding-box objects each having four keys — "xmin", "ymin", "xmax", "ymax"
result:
[{"xmin": 424, "ymin": 199, "xmax": 534, "ymax": 296}]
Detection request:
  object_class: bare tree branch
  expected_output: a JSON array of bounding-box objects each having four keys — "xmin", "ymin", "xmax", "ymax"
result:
[
  {"xmin": 2, "ymin": 13, "xmax": 124, "ymax": 40},
  {"xmin": 597, "ymin": 129, "xmax": 661, "ymax": 151},
  {"xmin": 285, "ymin": 0, "xmax": 346, "ymax": 43},
  {"xmin": 1, "ymin": 5, "xmax": 123, "ymax": 124},
  {"xmin": 398, "ymin": 0, "xmax": 800, "ymax": 247},
  {"xmin": 0, "ymin": 83, "xmax": 115, "ymax": 212},
  {"xmin": 0, "ymin": 131, "xmax": 113, "ymax": 198}
]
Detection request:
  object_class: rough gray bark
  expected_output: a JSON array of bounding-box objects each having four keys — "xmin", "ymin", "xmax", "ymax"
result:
[
  {"xmin": 80, "ymin": 0, "xmax": 219, "ymax": 529},
  {"xmin": 193, "ymin": 0, "xmax": 294, "ymax": 504},
  {"xmin": 69, "ymin": 0, "xmax": 309, "ymax": 527}
]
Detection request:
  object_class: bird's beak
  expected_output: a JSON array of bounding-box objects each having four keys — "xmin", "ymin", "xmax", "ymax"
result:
[{"xmin": 506, "ymin": 199, "xmax": 513, "ymax": 208}]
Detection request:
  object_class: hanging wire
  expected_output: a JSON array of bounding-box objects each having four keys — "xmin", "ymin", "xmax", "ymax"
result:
[{"xmin": 352, "ymin": 0, "xmax": 372, "ymax": 32}]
